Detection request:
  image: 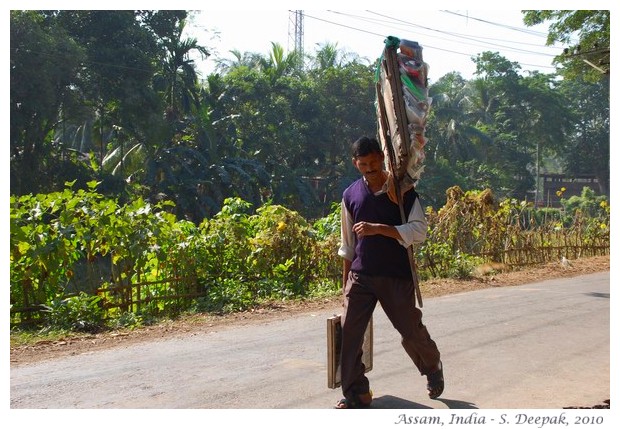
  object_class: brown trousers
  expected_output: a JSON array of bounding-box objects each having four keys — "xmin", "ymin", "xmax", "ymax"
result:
[{"xmin": 340, "ymin": 271, "xmax": 441, "ymax": 398}]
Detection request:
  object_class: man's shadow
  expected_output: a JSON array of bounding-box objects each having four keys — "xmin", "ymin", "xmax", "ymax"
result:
[{"xmin": 371, "ymin": 395, "xmax": 478, "ymax": 409}]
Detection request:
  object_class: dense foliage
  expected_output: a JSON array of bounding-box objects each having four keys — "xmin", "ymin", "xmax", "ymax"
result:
[
  {"xmin": 523, "ymin": 10, "xmax": 610, "ymax": 82},
  {"xmin": 10, "ymin": 184, "xmax": 609, "ymax": 332}
]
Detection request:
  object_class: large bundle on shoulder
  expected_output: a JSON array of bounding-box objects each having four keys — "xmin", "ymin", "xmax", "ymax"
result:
[
  {"xmin": 375, "ymin": 36, "xmax": 432, "ymax": 202},
  {"xmin": 375, "ymin": 35, "xmax": 432, "ymax": 308}
]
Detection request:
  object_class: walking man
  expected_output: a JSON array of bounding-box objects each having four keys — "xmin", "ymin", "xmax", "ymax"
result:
[{"xmin": 335, "ymin": 136, "xmax": 443, "ymax": 409}]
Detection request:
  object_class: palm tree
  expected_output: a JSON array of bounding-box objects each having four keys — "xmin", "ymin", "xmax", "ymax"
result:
[
  {"xmin": 154, "ymin": 19, "xmax": 209, "ymax": 120},
  {"xmin": 310, "ymin": 42, "xmax": 362, "ymax": 70},
  {"xmin": 429, "ymin": 72, "xmax": 493, "ymax": 163},
  {"xmin": 259, "ymin": 42, "xmax": 301, "ymax": 81},
  {"xmin": 214, "ymin": 49, "xmax": 263, "ymax": 73}
]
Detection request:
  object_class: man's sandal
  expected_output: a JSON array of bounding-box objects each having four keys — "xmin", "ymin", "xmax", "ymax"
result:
[
  {"xmin": 426, "ymin": 360, "xmax": 444, "ymax": 399},
  {"xmin": 334, "ymin": 391, "xmax": 373, "ymax": 409}
]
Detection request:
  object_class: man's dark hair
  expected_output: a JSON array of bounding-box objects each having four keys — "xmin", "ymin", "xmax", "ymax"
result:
[{"xmin": 352, "ymin": 136, "xmax": 382, "ymax": 158}]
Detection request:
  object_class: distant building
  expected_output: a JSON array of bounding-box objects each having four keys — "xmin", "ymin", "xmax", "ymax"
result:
[{"xmin": 536, "ymin": 173, "xmax": 599, "ymax": 207}]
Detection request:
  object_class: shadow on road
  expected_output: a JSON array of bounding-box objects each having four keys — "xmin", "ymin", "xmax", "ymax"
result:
[
  {"xmin": 370, "ymin": 395, "xmax": 478, "ymax": 409},
  {"xmin": 584, "ymin": 292, "xmax": 609, "ymax": 299},
  {"xmin": 435, "ymin": 398, "xmax": 479, "ymax": 409}
]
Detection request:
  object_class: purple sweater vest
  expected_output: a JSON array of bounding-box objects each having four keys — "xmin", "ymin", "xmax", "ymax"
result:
[{"xmin": 343, "ymin": 178, "xmax": 417, "ymax": 280}]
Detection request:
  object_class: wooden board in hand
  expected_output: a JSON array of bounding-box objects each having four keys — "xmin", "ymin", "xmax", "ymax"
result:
[{"xmin": 327, "ymin": 314, "xmax": 373, "ymax": 389}]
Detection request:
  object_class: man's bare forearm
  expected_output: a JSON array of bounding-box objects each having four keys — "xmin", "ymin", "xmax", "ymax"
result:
[{"xmin": 342, "ymin": 259, "xmax": 352, "ymax": 293}]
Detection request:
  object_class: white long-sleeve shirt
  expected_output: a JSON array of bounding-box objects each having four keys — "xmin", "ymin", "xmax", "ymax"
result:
[{"xmin": 338, "ymin": 178, "xmax": 427, "ymax": 262}]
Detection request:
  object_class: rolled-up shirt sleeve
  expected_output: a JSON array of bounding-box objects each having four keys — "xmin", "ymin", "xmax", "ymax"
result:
[
  {"xmin": 338, "ymin": 200, "xmax": 356, "ymax": 261},
  {"xmin": 394, "ymin": 198, "xmax": 427, "ymax": 247}
]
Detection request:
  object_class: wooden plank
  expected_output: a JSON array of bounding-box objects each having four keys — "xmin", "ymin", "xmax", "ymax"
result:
[{"xmin": 327, "ymin": 314, "xmax": 373, "ymax": 389}]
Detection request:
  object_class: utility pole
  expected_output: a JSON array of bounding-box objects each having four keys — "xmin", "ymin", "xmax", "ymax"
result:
[
  {"xmin": 534, "ymin": 141, "xmax": 542, "ymax": 208},
  {"xmin": 288, "ymin": 10, "xmax": 304, "ymax": 70}
]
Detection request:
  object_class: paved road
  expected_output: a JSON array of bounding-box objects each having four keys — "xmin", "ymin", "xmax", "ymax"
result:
[{"xmin": 10, "ymin": 272, "xmax": 610, "ymax": 410}]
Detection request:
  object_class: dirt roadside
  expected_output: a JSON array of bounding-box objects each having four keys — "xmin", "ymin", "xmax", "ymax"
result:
[{"xmin": 10, "ymin": 254, "xmax": 610, "ymax": 367}]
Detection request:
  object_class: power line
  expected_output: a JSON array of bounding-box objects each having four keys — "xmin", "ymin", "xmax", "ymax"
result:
[
  {"xmin": 303, "ymin": 10, "xmax": 558, "ymax": 72},
  {"xmin": 303, "ymin": 12, "xmax": 499, "ymax": 61},
  {"xmin": 440, "ymin": 10, "xmax": 549, "ymax": 38},
  {"xmin": 365, "ymin": 10, "xmax": 558, "ymax": 58},
  {"xmin": 331, "ymin": 10, "xmax": 556, "ymax": 50},
  {"xmin": 302, "ymin": 12, "xmax": 387, "ymax": 40},
  {"xmin": 368, "ymin": 11, "xmax": 560, "ymax": 55}
]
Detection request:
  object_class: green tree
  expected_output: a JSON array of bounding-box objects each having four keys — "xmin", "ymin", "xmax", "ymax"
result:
[
  {"xmin": 53, "ymin": 10, "xmax": 162, "ymax": 166},
  {"xmin": 310, "ymin": 42, "xmax": 362, "ymax": 70},
  {"xmin": 198, "ymin": 43, "xmax": 377, "ymax": 218},
  {"xmin": 10, "ymin": 10, "xmax": 186, "ymax": 197},
  {"xmin": 470, "ymin": 52, "xmax": 541, "ymax": 199},
  {"xmin": 522, "ymin": 10, "xmax": 610, "ymax": 81},
  {"xmin": 303, "ymin": 51, "xmax": 377, "ymax": 211},
  {"xmin": 214, "ymin": 49, "xmax": 263, "ymax": 73},
  {"xmin": 522, "ymin": 10, "xmax": 609, "ymax": 196},
  {"xmin": 425, "ymin": 57, "xmax": 525, "ymax": 201},
  {"xmin": 425, "ymin": 52, "xmax": 574, "ymax": 206},
  {"xmin": 259, "ymin": 42, "xmax": 302, "ymax": 82},
  {"xmin": 427, "ymin": 72, "xmax": 494, "ymax": 163},
  {"xmin": 10, "ymin": 11, "xmax": 86, "ymax": 195},
  {"xmin": 153, "ymin": 18, "xmax": 209, "ymax": 121},
  {"xmin": 518, "ymin": 71, "xmax": 573, "ymax": 203},
  {"xmin": 557, "ymin": 78, "xmax": 609, "ymax": 195}
]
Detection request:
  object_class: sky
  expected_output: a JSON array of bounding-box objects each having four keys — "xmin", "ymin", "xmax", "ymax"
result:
[{"xmin": 184, "ymin": 9, "xmax": 569, "ymax": 81}]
